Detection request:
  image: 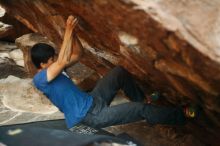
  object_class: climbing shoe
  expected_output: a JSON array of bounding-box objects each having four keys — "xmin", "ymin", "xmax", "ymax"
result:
[{"xmin": 183, "ymin": 104, "xmax": 198, "ymax": 118}]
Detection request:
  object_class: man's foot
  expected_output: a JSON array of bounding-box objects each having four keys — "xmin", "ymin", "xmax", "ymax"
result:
[
  {"xmin": 183, "ymin": 104, "xmax": 198, "ymax": 118},
  {"xmin": 145, "ymin": 92, "xmax": 160, "ymax": 104}
]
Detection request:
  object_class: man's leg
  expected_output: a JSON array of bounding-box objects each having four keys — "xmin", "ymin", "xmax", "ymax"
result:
[
  {"xmin": 82, "ymin": 102, "xmax": 186, "ymax": 128},
  {"xmin": 90, "ymin": 66, "xmax": 145, "ymax": 105},
  {"xmin": 83, "ymin": 102, "xmax": 145, "ymax": 128},
  {"xmin": 143, "ymin": 104, "xmax": 186, "ymax": 125}
]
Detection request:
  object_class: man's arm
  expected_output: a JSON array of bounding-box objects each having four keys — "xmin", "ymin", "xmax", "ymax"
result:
[
  {"xmin": 66, "ymin": 34, "xmax": 84, "ymax": 67},
  {"xmin": 47, "ymin": 16, "xmax": 78, "ymax": 82}
]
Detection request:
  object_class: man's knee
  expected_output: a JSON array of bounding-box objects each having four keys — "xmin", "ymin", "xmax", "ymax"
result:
[{"xmin": 113, "ymin": 65, "xmax": 129, "ymax": 76}]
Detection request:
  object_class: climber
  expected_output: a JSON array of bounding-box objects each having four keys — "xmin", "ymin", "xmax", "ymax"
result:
[{"xmin": 31, "ymin": 15, "xmax": 195, "ymax": 130}]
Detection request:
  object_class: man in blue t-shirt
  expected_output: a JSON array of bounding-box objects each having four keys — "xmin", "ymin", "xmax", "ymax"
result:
[{"xmin": 31, "ymin": 16, "xmax": 194, "ymax": 129}]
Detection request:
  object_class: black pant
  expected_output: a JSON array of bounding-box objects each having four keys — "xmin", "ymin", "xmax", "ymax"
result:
[{"xmin": 82, "ymin": 66, "xmax": 186, "ymax": 128}]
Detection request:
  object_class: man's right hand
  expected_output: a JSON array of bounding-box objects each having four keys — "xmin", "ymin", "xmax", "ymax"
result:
[
  {"xmin": 47, "ymin": 15, "xmax": 79, "ymax": 82},
  {"xmin": 64, "ymin": 15, "xmax": 78, "ymax": 43}
]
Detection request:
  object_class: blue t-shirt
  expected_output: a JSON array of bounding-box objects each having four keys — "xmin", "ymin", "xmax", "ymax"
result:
[{"xmin": 33, "ymin": 69, "xmax": 93, "ymax": 128}]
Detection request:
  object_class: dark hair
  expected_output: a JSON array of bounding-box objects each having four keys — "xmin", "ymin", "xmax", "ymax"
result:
[{"xmin": 31, "ymin": 43, "xmax": 55, "ymax": 69}]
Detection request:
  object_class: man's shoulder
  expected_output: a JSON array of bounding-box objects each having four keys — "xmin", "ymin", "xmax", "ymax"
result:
[
  {"xmin": 33, "ymin": 69, "xmax": 48, "ymax": 86},
  {"xmin": 34, "ymin": 69, "xmax": 46, "ymax": 79}
]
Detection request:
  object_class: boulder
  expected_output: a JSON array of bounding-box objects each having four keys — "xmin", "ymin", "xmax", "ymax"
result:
[
  {"xmin": 15, "ymin": 33, "xmax": 56, "ymax": 76},
  {"xmin": 0, "ymin": 6, "xmax": 32, "ymax": 42},
  {"xmin": 0, "ymin": 76, "xmax": 64, "ymax": 126},
  {"xmin": 0, "ymin": 21, "xmax": 13, "ymax": 39},
  {"xmin": 0, "ymin": 41, "xmax": 26, "ymax": 76},
  {"xmin": 0, "ymin": 41, "xmax": 17, "ymax": 51},
  {"xmin": 0, "ymin": 76, "xmax": 59, "ymax": 114},
  {"xmin": 1, "ymin": 0, "xmax": 220, "ymax": 144},
  {"xmin": 0, "ymin": 53, "xmax": 27, "ymax": 79}
]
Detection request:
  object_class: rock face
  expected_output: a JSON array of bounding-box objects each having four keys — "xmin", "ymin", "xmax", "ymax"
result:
[
  {"xmin": 0, "ymin": 13, "xmax": 32, "ymax": 42},
  {"xmin": 0, "ymin": 41, "xmax": 27, "ymax": 79},
  {"xmin": 0, "ymin": 21, "xmax": 12, "ymax": 39},
  {"xmin": 15, "ymin": 33, "xmax": 56, "ymax": 76},
  {"xmin": 0, "ymin": 0, "xmax": 220, "ymax": 144},
  {"xmin": 0, "ymin": 76, "xmax": 63, "ymax": 126},
  {"xmin": 0, "ymin": 6, "xmax": 32, "ymax": 41},
  {"xmin": 0, "ymin": 76, "xmax": 59, "ymax": 114}
]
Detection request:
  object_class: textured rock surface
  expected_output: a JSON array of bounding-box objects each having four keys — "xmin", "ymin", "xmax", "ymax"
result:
[
  {"xmin": 9, "ymin": 49, "xmax": 24, "ymax": 67},
  {"xmin": 0, "ymin": 41, "xmax": 17, "ymax": 51},
  {"xmin": 0, "ymin": 76, "xmax": 64, "ymax": 126},
  {"xmin": 0, "ymin": 6, "xmax": 32, "ymax": 42},
  {"xmin": 0, "ymin": 76, "xmax": 59, "ymax": 114},
  {"xmin": 0, "ymin": 41, "xmax": 27, "ymax": 78},
  {"xmin": 15, "ymin": 33, "xmax": 56, "ymax": 76},
  {"xmin": 131, "ymin": 0, "xmax": 220, "ymax": 63},
  {"xmin": 0, "ymin": 21, "xmax": 12, "ymax": 39},
  {"xmin": 0, "ymin": 57, "xmax": 27, "ymax": 79},
  {"xmin": 1, "ymin": 0, "xmax": 220, "ymax": 145}
]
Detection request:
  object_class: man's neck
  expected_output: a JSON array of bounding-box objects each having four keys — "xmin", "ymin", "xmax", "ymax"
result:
[{"xmin": 37, "ymin": 68, "xmax": 43, "ymax": 73}]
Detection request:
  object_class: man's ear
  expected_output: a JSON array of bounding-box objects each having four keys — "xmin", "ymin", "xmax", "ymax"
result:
[{"xmin": 40, "ymin": 62, "xmax": 45, "ymax": 69}]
